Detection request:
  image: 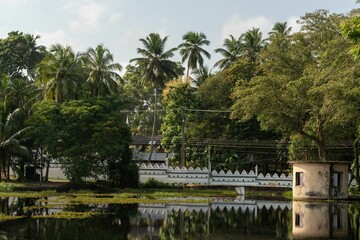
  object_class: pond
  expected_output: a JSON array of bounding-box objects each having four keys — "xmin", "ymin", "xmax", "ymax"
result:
[{"xmin": 0, "ymin": 196, "xmax": 359, "ymax": 239}]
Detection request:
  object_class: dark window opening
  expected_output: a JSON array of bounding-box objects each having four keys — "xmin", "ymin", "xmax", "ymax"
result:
[
  {"xmin": 295, "ymin": 172, "xmax": 304, "ymax": 186},
  {"xmin": 333, "ymin": 172, "xmax": 341, "ymax": 187},
  {"xmin": 332, "ymin": 214, "xmax": 341, "ymax": 229},
  {"xmin": 295, "ymin": 213, "xmax": 303, "ymax": 227}
]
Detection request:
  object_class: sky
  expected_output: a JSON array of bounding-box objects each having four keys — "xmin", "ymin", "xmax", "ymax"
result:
[{"xmin": 0, "ymin": 0, "xmax": 358, "ymax": 73}]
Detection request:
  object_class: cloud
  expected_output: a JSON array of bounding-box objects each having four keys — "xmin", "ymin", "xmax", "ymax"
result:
[
  {"xmin": 62, "ymin": 1, "xmax": 106, "ymax": 33},
  {"xmin": 35, "ymin": 30, "xmax": 74, "ymax": 49},
  {"xmin": 0, "ymin": 0, "xmax": 36, "ymax": 6},
  {"xmin": 221, "ymin": 15, "xmax": 274, "ymax": 40},
  {"xmin": 121, "ymin": 28, "xmax": 168, "ymax": 46},
  {"xmin": 287, "ymin": 16, "xmax": 301, "ymax": 33},
  {"xmin": 108, "ymin": 12, "xmax": 123, "ymax": 23}
]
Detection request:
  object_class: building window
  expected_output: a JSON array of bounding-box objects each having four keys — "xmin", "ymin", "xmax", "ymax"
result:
[
  {"xmin": 333, "ymin": 172, "xmax": 341, "ymax": 187},
  {"xmin": 332, "ymin": 213, "xmax": 341, "ymax": 229},
  {"xmin": 295, "ymin": 214, "xmax": 303, "ymax": 227},
  {"xmin": 295, "ymin": 172, "xmax": 304, "ymax": 186}
]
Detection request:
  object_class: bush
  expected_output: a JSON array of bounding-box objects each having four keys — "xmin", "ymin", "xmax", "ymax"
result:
[
  {"xmin": 0, "ymin": 182, "xmax": 14, "ymax": 192},
  {"xmin": 349, "ymin": 185, "xmax": 360, "ymax": 194},
  {"xmin": 140, "ymin": 178, "xmax": 176, "ymax": 189}
]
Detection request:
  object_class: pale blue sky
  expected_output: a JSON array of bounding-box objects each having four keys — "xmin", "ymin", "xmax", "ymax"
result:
[{"xmin": 0, "ymin": 0, "xmax": 357, "ymax": 72}]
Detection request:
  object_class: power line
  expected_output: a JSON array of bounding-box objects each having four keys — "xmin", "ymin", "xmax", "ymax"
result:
[
  {"xmin": 184, "ymin": 109, "xmax": 232, "ymax": 113},
  {"xmin": 121, "ymin": 108, "xmax": 232, "ymax": 113}
]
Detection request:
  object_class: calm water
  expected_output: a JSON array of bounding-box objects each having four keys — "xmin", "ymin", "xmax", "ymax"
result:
[{"xmin": 0, "ymin": 196, "xmax": 359, "ymax": 240}]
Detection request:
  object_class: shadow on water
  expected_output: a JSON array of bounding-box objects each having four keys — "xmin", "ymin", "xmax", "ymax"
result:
[{"xmin": 0, "ymin": 196, "xmax": 359, "ymax": 239}]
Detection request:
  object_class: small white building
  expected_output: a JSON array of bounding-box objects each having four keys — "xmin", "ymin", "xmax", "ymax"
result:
[{"xmin": 291, "ymin": 161, "xmax": 350, "ymax": 200}]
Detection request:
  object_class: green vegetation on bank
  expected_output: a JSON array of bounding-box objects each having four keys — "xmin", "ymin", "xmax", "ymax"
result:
[{"xmin": 0, "ymin": 7, "xmax": 360, "ymax": 190}]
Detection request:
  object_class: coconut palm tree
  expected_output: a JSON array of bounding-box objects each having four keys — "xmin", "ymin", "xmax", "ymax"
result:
[
  {"xmin": 269, "ymin": 22, "xmax": 292, "ymax": 37},
  {"xmin": 82, "ymin": 44, "xmax": 123, "ymax": 97},
  {"xmin": 38, "ymin": 44, "xmax": 84, "ymax": 104},
  {"xmin": 242, "ymin": 28, "xmax": 266, "ymax": 62},
  {"xmin": 3, "ymin": 77, "xmax": 40, "ymax": 115},
  {"xmin": 191, "ymin": 66, "xmax": 212, "ymax": 87},
  {"xmin": 130, "ymin": 33, "xmax": 178, "ymax": 162},
  {"xmin": 179, "ymin": 31, "xmax": 211, "ymax": 77},
  {"xmin": 21, "ymin": 34, "xmax": 46, "ymax": 80},
  {"xmin": 214, "ymin": 35, "xmax": 242, "ymax": 70},
  {"xmin": 0, "ymin": 108, "xmax": 30, "ymax": 180}
]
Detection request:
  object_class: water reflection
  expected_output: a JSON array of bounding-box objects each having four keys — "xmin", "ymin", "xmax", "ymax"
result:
[
  {"xmin": 136, "ymin": 199, "xmax": 292, "ymax": 239},
  {"xmin": 292, "ymin": 201, "xmax": 348, "ymax": 239},
  {"xmin": 0, "ymin": 196, "xmax": 359, "ymax": 239}
]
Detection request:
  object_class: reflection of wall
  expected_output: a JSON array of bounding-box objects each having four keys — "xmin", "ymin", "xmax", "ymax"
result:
[
  {"xmin": 292, "ymin": 162, "xmax": 349, "ymax": 200},
  {"xmin": 292, "ymin": 201, "xmax": 348, "ymax": 239}
]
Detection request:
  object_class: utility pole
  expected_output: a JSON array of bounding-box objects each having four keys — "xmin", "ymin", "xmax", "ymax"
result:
[
  {"xmin": 208, "ymin": 145, "xmax": 211, "ymax": 186},
  {"xmin": 181, "ymin": 106, "xmax": 186, "ymax": 167}
]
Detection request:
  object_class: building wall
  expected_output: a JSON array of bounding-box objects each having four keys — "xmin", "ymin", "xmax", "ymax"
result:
[{"xmin": 292, "ymin": 162, "xmax": 349, "ymax": 200}]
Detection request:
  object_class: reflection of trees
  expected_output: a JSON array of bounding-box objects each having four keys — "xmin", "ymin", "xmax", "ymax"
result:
[
  {"xmin": 349, "ymin": 204, "xmax": 360, "ymax": 240},
  {"xmin": 0, "ymin": 201, "xmax": 138, "ymax": 240},
  {"xmin": 159, "ymin": 207, "xmax": 291, "ymax": 240},
  {"xmin": 160, "ymin": 210, "xmax": 208, "ymax": 240}
]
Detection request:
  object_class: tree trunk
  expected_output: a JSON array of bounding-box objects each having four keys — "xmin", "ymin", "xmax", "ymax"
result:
[
  {"xmin": 45, "ymin": 159, "xmax": 50, "ymax": 181},
  {"xmin": 317, "ymin": 117, "xmax": 327, "ymax": 161},
  {"xmin": 186, "ymin": 62, "xmax": 190, "ymax": 78},
  {"xmin": 19, "ymin": 159, "xmax": 25, "ymax": 180},
  {"xmin": 2, "ymin": 161, "xmax": 6, "ymax": 180},
  {"xmin": 148, "ymin": 83, "xmax": 158, "ymax": 162},
  {"xmin": 354, "ymin": 138, "xmax": 360, "ymax": 186},
  {"xmin": 317, "ymin": 140, "xmax": 327, "ymax": 162},
  {"xmin": 6, "ymin": 157, "xmax": 10, "ymax": 180}
]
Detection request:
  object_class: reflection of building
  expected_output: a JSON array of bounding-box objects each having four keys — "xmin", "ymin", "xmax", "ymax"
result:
[
  {"xmin": 292, "ymin": 201, "xmax": 348, "ymax": 239},
  {"xmin": 291, "ymin": 161, "xmax": 349, "ymax": 200}
]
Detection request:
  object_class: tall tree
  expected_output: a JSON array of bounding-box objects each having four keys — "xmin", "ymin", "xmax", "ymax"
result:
[
  {"xmin": 269, "ymin": 22, "xmax": 292, "ymax": 37},
  {"xmin": 191, "ymin": 66, "xmax": 212, "ymax": 87},
  {"xmin": 179, "ymin": 31, "xmax": 211, "ymax": 77},
  {"xmin": 214, "ymin": 35, "xmax": 242, "ymax": 70},
  {"xmin": 242, "ymin": 28, "xmax": 266, "ymax": 62},
  {"xmin": 0, "ymin": 31, "xmax": 45, "ymax": 79},
  {"xmin": 130, "ymin": 33, "xmax": 178, "ymax": 161},
  {"xmin": 28, "ymin": 98, "xmax": 137, "ymax": 187},
  {"xmin": 231, "ymin": 10, "xmax": 355, "ymax": 161},
  {"xmin": 0, "ymin": 109, "xmax": 30, "ymax": 180},
  {"xmin": 160, "ymin": 78, "xmax": 198, "ymax": 166},
  {"xmin": 82, "ymin": 44, "xmax": 123, "ymax": 97},
  {"xmin": 3, "ymin": 77, "xmax": 40, "ymax": 114},
  {"xmin": 340, "ymin": 12, "xmax": 360, "ymax": 186},
  {"xmin": 38, "ymin": 44, "xmax": 84, "ymax": 104}
]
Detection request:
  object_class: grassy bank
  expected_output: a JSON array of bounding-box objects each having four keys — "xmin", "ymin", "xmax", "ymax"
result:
[{"xmin": 0, "ymin": 180, "xmax": 292, "ymax": 201}]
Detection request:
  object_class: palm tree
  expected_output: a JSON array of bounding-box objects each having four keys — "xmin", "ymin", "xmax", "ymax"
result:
[
  {"xmin": 179, "ymin": 31, "xmax": 211, "ymax": 77},
  {"xmin": 130, "ymin": 33, "xmax": 178, "ymax": 162},
  {"xmin": 82, "ymin": 44, "xmax": 123, "ymax": 97},
  {"xmin": 21, "ymin": 34, "xmax": 46, "ymax": 80},
  {"xmin": 269, "ymin": 22, "xmax": 292, "ymax": 37},
  {"xmin": 0, "ymin": 109, "xmax": 30, "ymax": 180},
  {"xmin": 214, "ymin": 35, "xmax": 242, "ymax": 70},
  {"xmin": 38, "ymin": 44, "xmax": 84, "ymax": 104},
  {"xmin": 191, "ymin": 66, "xmax": 212, "ymax": 87},
  {"xmin": 3, "ymin": 77, "xmax": 40, "ymax": 114},
  {"xmin": 242, "ymin": 28, "xmax": 266, "ymax": 62}
]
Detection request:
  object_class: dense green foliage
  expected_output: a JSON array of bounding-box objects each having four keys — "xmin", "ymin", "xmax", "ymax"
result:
[
  {"xmin": 232, "ymin": 10, "xmax": 359, "ymax": 161},
  {"xmin": 0, "ymin": 6, "xmax": 360, "ymax": 187},
  {"xmin": 28, "ymin": 98, "xmax": 136, "ymax": 187}
]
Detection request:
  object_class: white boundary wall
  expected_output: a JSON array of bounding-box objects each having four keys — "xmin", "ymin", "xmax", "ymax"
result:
[
  {"xmin": 45, "ymin": 163, "xmax": 355, "ymax": 187},
  {"xmin": 139, "ymin": 163, "xmax": 293, "ymax": 188}
]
